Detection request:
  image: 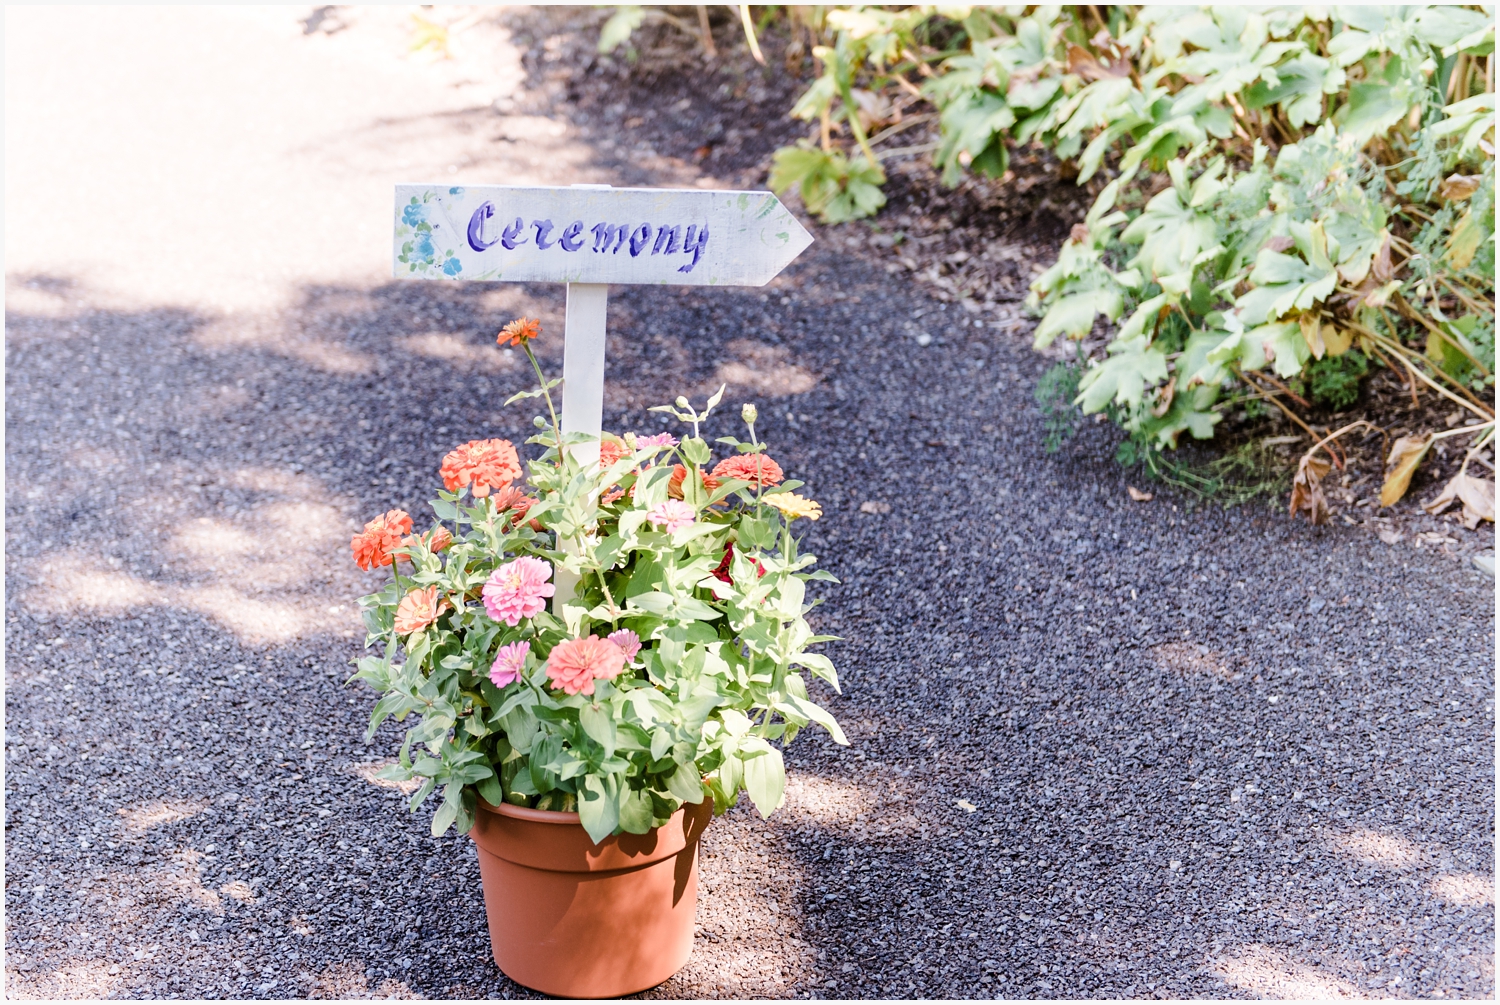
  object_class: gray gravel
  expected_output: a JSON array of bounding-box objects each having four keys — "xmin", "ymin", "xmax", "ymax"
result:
[{"xmin": 6, "ymin": 7, "xmax": 1495, "ymax": 1000}]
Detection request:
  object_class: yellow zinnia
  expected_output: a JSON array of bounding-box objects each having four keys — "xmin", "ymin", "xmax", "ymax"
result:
[{"xmin": 763, "ymin": 492, "xmax": 822, "ymax": 521}]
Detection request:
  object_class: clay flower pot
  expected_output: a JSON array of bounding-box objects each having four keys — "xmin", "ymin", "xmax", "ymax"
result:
[{"xmin": 470, "ymin": 798, "xmax": 712, "ymax": 998}]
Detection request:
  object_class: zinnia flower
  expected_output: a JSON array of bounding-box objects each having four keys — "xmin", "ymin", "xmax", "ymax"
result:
[
  {"xmin": 491, "ymin": 485, "xmax": 542, "ymax": 531},
  {"xmin": 393, "ymin": 586, "xmax": 449, "ymax": 635},
  {"xmin": 490, "ymin": 641, "xmax": 530, "ymax": 688},
  {"xmin": 498, "ymin": 317, "xmax": 541, "ymax": 347},
  {"xmin": 482, "ymin": 557, "xmax": 555, "ymax": 626},
  {"xmin": 545, "ymin": 635, "xmax": 627, "ymax": 696},
  {"xmin": 711, "ymin": 540, "xmax": 766, "ymax": 583},
  {"xmin": 711, "ymin": 453, "xmax": 784, "ymax": 487},
  {"xmin": 647, "ymin": 499, "xmax": 696, "ymax": 533},
  {"xmin": 606, "ymin": 629, "xmax": 641, "ymax": 662},
  {"xmin": 598, "ymin": 438, "xmax": 629, "ymax": 469},
  {"xmin": 667, "ymin": 464, "xmax": 721, "ymax": 500},
  {"xmin": 440, "ymin": 439, "xmax": 522, "ymax": 498},
  {"xmin": 763, "ymin": 491, "xmax": 822, "ymax": 521},
  {"xmin": 398, "ymin": 525, "xmax": 454, "ymax": 559},
  {"xmin": 634, "ymin": 432, "xmax": 678, "ymax": 449},
  {"xmin": 351, "ymin": 509, "xmax": 413, "ymax": 570}
]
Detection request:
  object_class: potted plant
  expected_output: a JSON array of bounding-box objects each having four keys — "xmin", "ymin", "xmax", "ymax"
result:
[{"xmin": 349, "ymin": 318, "xmax": 846, "ymax": 998}]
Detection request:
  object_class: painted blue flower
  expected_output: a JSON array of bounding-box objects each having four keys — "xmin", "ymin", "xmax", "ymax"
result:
[
  {"xmin": 442, "ymin": 257, "xmax": 463, "ymax": 276},
  {"xmin": 449, "ymin": 186, "xmax": 465, "ymax": 196},
  {"xmin": 414, "ymin": 233, "xmax": 436, "ymax": 262},
  {"xmin": 402, "ymin": 203, "xmax": 428, "ymax": 227}
]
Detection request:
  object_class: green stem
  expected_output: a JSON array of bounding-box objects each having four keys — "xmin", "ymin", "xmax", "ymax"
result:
[{"xmin": 523, "ymin": 343, "xmax": 564, "ymax": 468}]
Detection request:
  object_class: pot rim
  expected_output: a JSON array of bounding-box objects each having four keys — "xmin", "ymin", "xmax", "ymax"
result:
[{"xmin": 479, "ymin": 800, "xmax": 581, "ymax": 825}]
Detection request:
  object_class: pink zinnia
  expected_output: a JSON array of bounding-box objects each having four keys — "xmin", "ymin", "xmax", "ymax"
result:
[
  {"xmin": 490, "ymin": 641, "xmax": 530, "ymax": 688},
  {"xmin": 607, "ymin": 629, "xmax": 641, "ymax": 662},
  {"xmin": 545, "ymin": 635, "xmax": 627, "ymax": 696},
  {"xmin": 647, "ymin": 499, "xmax": 696, "ymax": 533},
  {"xmin": 482, "ymin": 557, "xmax": 555, "ymax": 626},
  {"xmin": 635, "ymin": 432, "xmax": 678, "ymax": 449}
]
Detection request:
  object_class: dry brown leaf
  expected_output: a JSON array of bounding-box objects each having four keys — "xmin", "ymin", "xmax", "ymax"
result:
[
  {"xmin": 1127, "ymin": 486, "xmax": 1153, "ymax": 502},
  {"xmin": 1423, "ymin": 471, "xmax": 1496, "ymax": 529},
  {"xmin": 1440, "ymin": 173, "xmax": 1482, "ymax": 201},
  {"xmin": 1290, "ymin": 455, "xmax": 1333, "ymax": 524},
  {"xmin": 1379, "ymin": 434, "xmax": 1434, "ymax": 507},
  {"xmin": 1066, "ymin": 43, "xmax": 1130, "ymax": 81},
  {"xmin": 1150, "ymin": 376, "xmax": 1177, "ymax": 417}
]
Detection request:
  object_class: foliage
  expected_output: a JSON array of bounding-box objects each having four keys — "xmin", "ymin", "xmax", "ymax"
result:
[
  {"xmin": 352, "ymin": 334, "xmax": 845, "ymax": 844},
  {"xmin": 1033, "ymin": 358, "xmax": 1083, "ymax": 452}
]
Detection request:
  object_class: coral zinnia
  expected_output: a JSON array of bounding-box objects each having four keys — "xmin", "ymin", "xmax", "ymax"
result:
[
  {"xmin": 351, "ymin": 509, "xmax": 413, "ymax": 570},
  {"xmin": 394, "ymin": 586, "xmax": 449, "ymax": 635},
  {"xmin": 544, "ymin": 635, "xmax": 627, "ymax": 696},
  {"xmin": 598, "ymin": 437, "xmax": 629, "ymax": 469},
  {"xmin": 763, "ymin": 491, "xmax": 822, "ymax": 521},
  {"xmin": 482, "ymin": 557, "xmax": 555, "ymax": 626},
  {"xmin": 498, "ymin": 317, "xmax": 541, "ymax": 347},
  {"xmin": 441, "ymin": 439, "xmax": 521, "ymax": 498},
  {"xmin": 399, "ymin": 525, "xmax": 453, "ymax": 558},
  {"xmin": 647, "ymin": 499, "xmax": 696, "ymax": 534},
  {"xmin": 711, "ymin": 453, "xmax": 784, "ymax": 487},
  {"xmin": 489, "ymin": 640, "xmax": 530, "ymax": 688},
  {"xmin": 667, "ymin": 463, "xmax": 722, "ymax": 500}
]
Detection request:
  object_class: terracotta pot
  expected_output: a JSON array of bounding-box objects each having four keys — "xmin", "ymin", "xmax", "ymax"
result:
[{"xmin": 470, "ymin": 797, "xmax": 712, "ymax": 998}]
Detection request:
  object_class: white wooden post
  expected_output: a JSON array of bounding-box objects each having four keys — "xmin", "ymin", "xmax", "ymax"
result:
[{"xmin": 554, "ymin": 280, "xmax": 608, "ymax": 610}]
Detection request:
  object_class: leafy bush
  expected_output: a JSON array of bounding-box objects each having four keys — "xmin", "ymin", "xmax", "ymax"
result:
[
  {"xmin": 351, "ymin": 323, "xmax": 844, "ymax": 843},
  {"xmin": 1033, "ymin": 359, "xmax": 1083, "ymax": 452}
]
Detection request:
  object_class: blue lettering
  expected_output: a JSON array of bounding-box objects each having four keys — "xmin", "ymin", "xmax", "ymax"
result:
[
  {"xmin": 501, "ymin": 217, "xmax": 527, "ymax": 250},
  {"xmin": 592, "ymin": 223, "xmax": 628, "ymax": 253},
  {"xmin": 678, "ymin": 225, "xmax": 709, "ymax": 273},
  {"xmin": 628, "ymin": 223, "xmax": 653, "ymax": 257},
  {"xmin": 559, "ymin": 220, "xmax": 585, "ymax": 252},
  {"xmin": 467, "ymin": 202, "xmax": 497, "ymax": 251},
  {"xmin": 532, "ymin": 219, "xmax": 557, "ymax": 250},
  {"xmin": 651, "ymin": 225, "xmax": 682, "ymax": 255}
]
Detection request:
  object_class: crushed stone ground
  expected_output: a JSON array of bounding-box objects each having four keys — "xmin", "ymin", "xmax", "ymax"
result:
[{"xmin": 6, "ymin": 7, "xmax": 1494, "ymax": 1000}]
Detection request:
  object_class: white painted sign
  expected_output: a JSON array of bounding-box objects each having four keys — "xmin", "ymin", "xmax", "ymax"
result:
[{"xmin": 393, "ymin": 184, "xmax": 812, "ymax": 287}]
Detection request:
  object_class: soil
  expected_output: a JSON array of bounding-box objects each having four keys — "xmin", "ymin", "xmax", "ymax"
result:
[{"xmin": 5, "ymin": 6, "xmax": 1494, "ymax": 1002}]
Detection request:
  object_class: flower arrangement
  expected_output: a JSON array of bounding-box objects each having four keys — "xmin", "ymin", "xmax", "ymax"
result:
[{"xmin": 350, "ymin": 319, "xmax": 846, "ymax": 843}]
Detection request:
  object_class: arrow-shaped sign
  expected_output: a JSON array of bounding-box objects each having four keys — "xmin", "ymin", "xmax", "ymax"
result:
[{"xmin": 394, "ymin": 184, "xmax": 812, "ymax": 287}]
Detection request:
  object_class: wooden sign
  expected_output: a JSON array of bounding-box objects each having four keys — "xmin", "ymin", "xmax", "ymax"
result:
[{"xmin": 393, "ymin": 184, "xmax": 812, "ymax": 287}]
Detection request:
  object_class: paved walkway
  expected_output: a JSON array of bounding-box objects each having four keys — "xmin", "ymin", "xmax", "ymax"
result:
[{"xmin": 6, "ymin": 7, "xmax": 1494, "ymax": 999}]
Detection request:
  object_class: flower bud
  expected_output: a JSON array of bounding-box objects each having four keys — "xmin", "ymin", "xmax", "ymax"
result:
[
  {"xmin": 675, "ymin": 395, "xmax": 690, "ymax": 410},
  {"xmin": 742, "ymin": 403, "xmax": 758, "ymax": 425}
]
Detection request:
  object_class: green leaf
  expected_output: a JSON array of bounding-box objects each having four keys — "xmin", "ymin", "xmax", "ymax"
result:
[
  {"xmin": 618, "ymin": 785, "xmax": 654, "ymax": 834},
  {"xmin": 667, "ymin": 761, "xmax": 705, "ymax": 803},
  {"xmin": 597, "ymin": 5, "xmax": 644, "ymax": 53},
  {"xmin": 579, "ymin": 703, "xmax": 618, "ymax": 757},
  {"xmin": 1033, "ymin": 289, "xmax": 1124, "ymax": 348},
  {"xmin": 740, "ymin": 742, "xmax": 786, "ymax": 818},
  {"xmin": 577, "ymin": 773, "xmax": 620, "ymax": 844},
  {"xmin": 1075, "ymin": 340, "xmax": 1169, "ymax": 413}
]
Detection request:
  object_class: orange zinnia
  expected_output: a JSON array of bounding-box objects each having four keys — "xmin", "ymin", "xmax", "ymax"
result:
[
  {"xmin": 711, "ymin": 453, "xmax": 784, "ymax": 487},
  {"xmin": 399, "ymin": 525, "xmax": 454, "ymax": 557},
  {"xmin": 498, "ymin": 317, "xmax": 541, "ymax": 347},
  {"xmin": 598, "ymin": 437, "xmax": 629, "ymax": 469},
  {"xmin": 491, "ymin": 485, "xmax": 541, "ymax": 531},
  {"xmin": 667, "ymin": 464, "xmax": 722, "ymax": 500},
  {"xmin": 351, "ymin": 509, "xmax": 412, "ymax": 570},
  {"xmin": 440, "ymin": 439, "xmax": 522, "ymax": 498},
  {"xmin": 394, "ymin": 585, "xmax": 449, "ymax": 635}
]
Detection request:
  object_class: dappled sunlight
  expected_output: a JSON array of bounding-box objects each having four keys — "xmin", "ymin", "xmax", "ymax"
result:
[
  {"xmin": 304, "ymin": 962, "xmax": 418, "ymax": 999},
  {"xmin": 1151, "ymin": 641, "xmax": 1235, "ymax": 679},
  {"xmin": 219, "ymin": 880, "xmax": 258, "ymax": 905},
  {"xmin": 714, "ymin": 339, "xmax": 819, "ymax": 397},
  {"xmin": 5, "ymin": 958, "xmax": 124, "ymax": 1000},
  {"xmin": 782, "ymin": 772, "xmax": 922, "ymax": 840},
  {"xmin": 1429, "ymin": 872, "xmax": 1494, "ymax": 907},
  {"xmin": 1213, "ymin": 943, "xmax": 1369, "ymax": 999},
  {"xmin": 23, "ymin": 463, "xmax": 366, "ymax": 645},
  {"xmin": 1332, "ymin": 828, "xmax": 1425, "ymax": 870},
  {"xmin": 193, "ymin": 311, "xmax": 376, "ymax": 375},
  {"xmin": 397, "ymin": 332, "xmax": 520, "ymax": 373},
  {"xmin": 117, "ymin": 799, "xmax": 210, "ymax": 836}
]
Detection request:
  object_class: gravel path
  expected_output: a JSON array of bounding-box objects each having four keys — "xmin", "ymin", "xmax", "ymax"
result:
[{"xmin": 6, "ymin": 7, "xmax": 1494, "ymax": 1000}]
